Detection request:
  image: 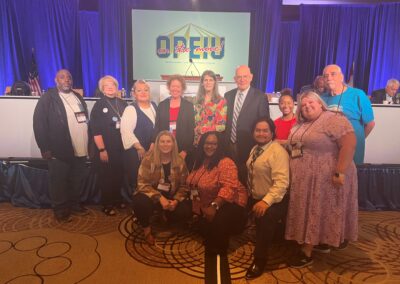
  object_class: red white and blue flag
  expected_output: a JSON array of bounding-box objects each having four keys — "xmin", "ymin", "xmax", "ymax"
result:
[{"xmin": 28, "ymin": 49, "xmax": 42, "ymax": 96}]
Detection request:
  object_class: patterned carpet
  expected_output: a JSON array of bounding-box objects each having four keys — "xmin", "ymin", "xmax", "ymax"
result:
[{"xmin": 0, "ymin": 202, "xmax": 399, "ymax": 284}]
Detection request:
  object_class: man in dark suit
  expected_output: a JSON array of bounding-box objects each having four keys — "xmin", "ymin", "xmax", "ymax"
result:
[
  {"xmin": 224, "ymin": 65, "xmax": 270, "ymax": 184},
  {"xmin": 371, "ymin": 79, "xmax": 400, "ymax": 104}
]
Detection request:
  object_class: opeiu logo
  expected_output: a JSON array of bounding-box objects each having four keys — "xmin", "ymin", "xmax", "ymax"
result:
[{"xmin": 156, "ymin": 23, "xmax": 225, "ymax": 60}]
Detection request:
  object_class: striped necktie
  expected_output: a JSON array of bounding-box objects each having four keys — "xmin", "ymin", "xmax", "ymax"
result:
[
  {"xmin": 230, "ymin": 92, "xmax": 244, "ymax": 143},
  {"xmin": 247, "ymin": 146, "xmax": 264, "ymax": 190}
]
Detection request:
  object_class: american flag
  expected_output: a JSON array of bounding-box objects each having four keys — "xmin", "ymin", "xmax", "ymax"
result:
[{"xmin": 28, "ymin": 49, "xmax": 42, "ymax": 96}]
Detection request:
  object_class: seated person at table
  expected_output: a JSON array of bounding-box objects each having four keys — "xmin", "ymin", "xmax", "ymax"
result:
[
  {"xmin": 131, "ymin": 131, "xmax": 191, "ymax": 245},
  {"xmin": 187, "ymin": 131, "xmax": 247, "ymax": 256},
  {"xmin": 274, "ymin": 94, "xmax": 296, "ymax": 143},
  {"xmin": 371, "ymin": 79, "xmax": 400, "ymax": 104}
]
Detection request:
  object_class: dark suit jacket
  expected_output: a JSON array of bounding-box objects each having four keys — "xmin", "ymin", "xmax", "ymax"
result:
[
  {"xmin": 224, "ymin": 86, "xmax": 270, "ymax": 164},
  {"xmin": 371, "ymin": 88, "xmax": 400, "ymax": 104},
  {"xmin": 153, "ymin": 97, "xmax": 195, "ymax": 153}
]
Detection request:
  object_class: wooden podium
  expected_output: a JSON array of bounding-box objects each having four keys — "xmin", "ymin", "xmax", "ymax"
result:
[{"xmin": 160, "ymin": 75, "xmax": 223, "ymax": 81}]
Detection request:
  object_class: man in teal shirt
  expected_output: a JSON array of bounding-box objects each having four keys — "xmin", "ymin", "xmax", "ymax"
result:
[{"xmin": 321, "ymin": 64, "xmax": 375, "ymax": 164}]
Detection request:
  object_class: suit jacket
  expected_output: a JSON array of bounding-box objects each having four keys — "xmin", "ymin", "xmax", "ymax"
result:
[
  {"xmin": 224, "ymin": 86, "xmax": 270, "ymax": 164},
  {"xmin": 153, "ymin": 97, "xmax": 195, "ymax": 153},
  {"xmin": 371, "ymin": 88, "xmax": 400, "ymax": 104}
]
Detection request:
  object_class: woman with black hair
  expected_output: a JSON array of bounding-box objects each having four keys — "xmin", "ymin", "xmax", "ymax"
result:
[{"xmin": 186, "ymin": 131, "xmax": 248, "ymax": 256}]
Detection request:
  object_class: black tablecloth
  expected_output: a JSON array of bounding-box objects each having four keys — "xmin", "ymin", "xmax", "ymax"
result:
[
  {"xmin": 1, "ymin": 162, "xmax": 399, "ymax": 210},
  {"xmin": 0, "ymin": 162, "xmax": 131, "ymax": 208}
]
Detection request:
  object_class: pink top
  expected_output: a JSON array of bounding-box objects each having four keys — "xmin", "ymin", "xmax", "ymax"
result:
[
  {"xmin": 274, "ymin": 117, "xmax": 297, "ymax": 140},
  {"xmin": 186, "ymin": 158, "xmax": 248, "ymax": 215}
]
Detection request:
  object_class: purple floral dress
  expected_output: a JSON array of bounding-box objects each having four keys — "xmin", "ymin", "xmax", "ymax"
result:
[{"xmin": 285, "ymin": 111, "xmax": 358, "ymax": 247}]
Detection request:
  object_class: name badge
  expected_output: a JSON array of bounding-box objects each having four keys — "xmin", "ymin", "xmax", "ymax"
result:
[
  {"xmin": 169, "ymin": 123, "xmax": 177, "ymax": 133},
  {"xmin": 75, "ymin": 111, "xmax": 87, "ymax": 123},
  {"xmin": 157, "ymin": 183, "xmax": 171, "ymax": 192},
  {"xmin": 289, "ymin": 142, "xmax": 303, "ymax": 159},
  {"xmin": 190, "ymin": 188, "xmax": 199, "ymax": 200}
]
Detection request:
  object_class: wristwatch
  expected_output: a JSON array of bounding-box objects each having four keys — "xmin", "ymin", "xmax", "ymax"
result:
[{"xmin": 210, "ymin": 202, "xmax": 219, "ymax": 210}]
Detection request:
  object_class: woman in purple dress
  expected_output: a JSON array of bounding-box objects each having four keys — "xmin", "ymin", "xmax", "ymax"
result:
[{"xmin": 285, "ymin": 91, "xmax": 358, "ymax": 268}]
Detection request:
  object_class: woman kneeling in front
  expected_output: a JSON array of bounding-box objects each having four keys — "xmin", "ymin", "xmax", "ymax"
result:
[{"xmin": 131, "ymin": 131, "xmax": 191, "ymax": 245}]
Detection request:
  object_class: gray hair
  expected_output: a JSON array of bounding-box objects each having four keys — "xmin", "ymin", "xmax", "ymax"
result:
[
  {"xmin": 98, "ymin": 75, "xmax": 119, "ymax": 93},
  {"xmin": 386, "ymin": 78, "xmax": 400, "ymax": 88}
]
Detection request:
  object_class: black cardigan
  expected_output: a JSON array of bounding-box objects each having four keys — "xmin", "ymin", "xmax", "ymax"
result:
[{"xmin": 153, "ymin": 97, "xmax": 195, "ymax": 153}]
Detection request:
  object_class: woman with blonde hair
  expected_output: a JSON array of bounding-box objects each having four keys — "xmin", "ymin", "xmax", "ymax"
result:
[
  {"xmin": 121, "ymin": 80, "xmax": 157, "ymax": 194},
  {"xmin": 285, "ymin": 91, "xmax": 358, "ymax": 268},
  {"xmin": 132, "ymin": 131, "xmax": 191, "ymax": 244},
  {"xmin": 90, "ymin": 75, "xmax": 128, "ymax": 216}
]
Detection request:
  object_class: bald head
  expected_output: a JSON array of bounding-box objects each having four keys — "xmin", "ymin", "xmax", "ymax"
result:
[
  {"xmin": 322, "ymin": 64, "xmax": 344, "ymax": 94},
  {"xmin": 55, "ymin": 69, "xmax": 73, "ymax": 93}
]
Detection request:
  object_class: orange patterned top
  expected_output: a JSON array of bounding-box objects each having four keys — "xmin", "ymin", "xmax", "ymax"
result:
[{"xmin": 186, "ymin": 157, "xmax": 248, "ymax": 214}]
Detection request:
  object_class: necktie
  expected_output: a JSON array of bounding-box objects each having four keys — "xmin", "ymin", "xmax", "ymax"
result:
[
  {"xmin": 230, "ymin": 92, "xmax": 244, "ymax": 143},
  {"xmin": 247, "ymin": 146, "xmax": 264, "ymax": 190}
]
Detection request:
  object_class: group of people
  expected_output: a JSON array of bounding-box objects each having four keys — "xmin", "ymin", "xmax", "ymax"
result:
[{"xmin": 33, "ymin": 63, "xmax": 373, "ymax": 280}]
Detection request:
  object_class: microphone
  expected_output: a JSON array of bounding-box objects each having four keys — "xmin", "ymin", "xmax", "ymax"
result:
[{"xmin": 190, "ymin": 58, "xmax": 201, "ymax": 77}]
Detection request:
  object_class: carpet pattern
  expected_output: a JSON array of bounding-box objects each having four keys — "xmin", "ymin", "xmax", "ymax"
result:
[{"xmin": 0, "ymin": 203, "xmax": 399, "ymax": 283}]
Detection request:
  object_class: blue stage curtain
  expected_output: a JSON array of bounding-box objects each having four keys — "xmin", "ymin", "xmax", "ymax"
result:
[
  {"xmin": 294, "ymin": 4, "xmax": 375, "ymax": 94},
  {"xmin": 0, "ymin": 0, "xmax": 81, "ymax": 93},
  {"xmin": 368, "ymin": 3, "xmax": 400, "ymax": 94},
  {"xmin": 79, "ymin": 11, "xmax": 101, "ymax": 97},
  {"xmin": 275, "ymin": 21, "xmax": 300, "ymax": 93},
  {"xmin": 249, "ymin": 0, "xmax": 281, "ymax": 92},
  {"xmin": 0, "ymin": 0, "xmax": 16, "ymax": 95}
]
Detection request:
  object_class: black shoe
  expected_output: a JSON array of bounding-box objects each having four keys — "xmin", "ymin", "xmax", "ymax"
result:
[
  {"xmin": 71, "ymin": 205, "xmax": 89, "ymax": 216},
  {"xmin": 55, "ymin": 214, "xmax": 72, "ymax": 223},
  {"xmin": 245, "ymin": 260, "xmax": 265, "ymax": 280},
  {"xmin": 313, "ymin": 244, "xmax": 331, "ymax": 253},
  {"xmin": 289, "ymin": 251, "xmax": 313, "ymax": 268},
  {"xmin": 334, "ymin": 239, "xmax": 349, "ymax": 251}
]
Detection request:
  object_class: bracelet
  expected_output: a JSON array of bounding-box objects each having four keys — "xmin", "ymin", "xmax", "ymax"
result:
[
  {"xmin": 99, "ymin": 148, "xmax": 106, "ymax": 152},
  {"xmin": 210, "ymin": 201, "xmax": 219, "ymax": 210}
]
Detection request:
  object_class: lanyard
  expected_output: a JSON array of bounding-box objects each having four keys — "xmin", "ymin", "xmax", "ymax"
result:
[
  {"xmin": 289, "ymin": 113, "xmax": 322, "ymax": 144},
  {"xmin": 105, "ymin": 97, "xmax": 122, "ymax": 119},
  {"xmin": 188, "ymin": 166, "xmax": 208, "ymax": 189},
  {"xmin": 59, "ymin": 93, "xmax": 83, "ymax": 113}
]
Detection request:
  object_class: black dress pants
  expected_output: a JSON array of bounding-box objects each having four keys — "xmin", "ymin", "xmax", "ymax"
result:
[
  {"xmin": 96, "ymin": 151, "xmax": 124, "ymax": 207},
  {"xmin": 199, "ymin": 202, "xmax": 247, "ymax": 255},
  {"xmin": 123, "ymin": 147, "xmax": 140, "ymax": 195},
  {"xmin": 132, "ymin": 192, "xmax": 192, "ymax": 228},
  {"xmin": 48, "ymin": 157, "xmax": 87, "ymax": 218},
  {"xmin": 250, "ymin": 195, "xmax": 289, "ymax": 262}
]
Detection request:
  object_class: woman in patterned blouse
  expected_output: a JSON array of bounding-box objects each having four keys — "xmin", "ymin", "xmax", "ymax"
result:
[
  {"xmin": 186, "ymin": 131, "xmax": 247, "ymax": 256},
  {"xmin": 193, "ymin": 70, "xmax": 227, "ymax": 146}
]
